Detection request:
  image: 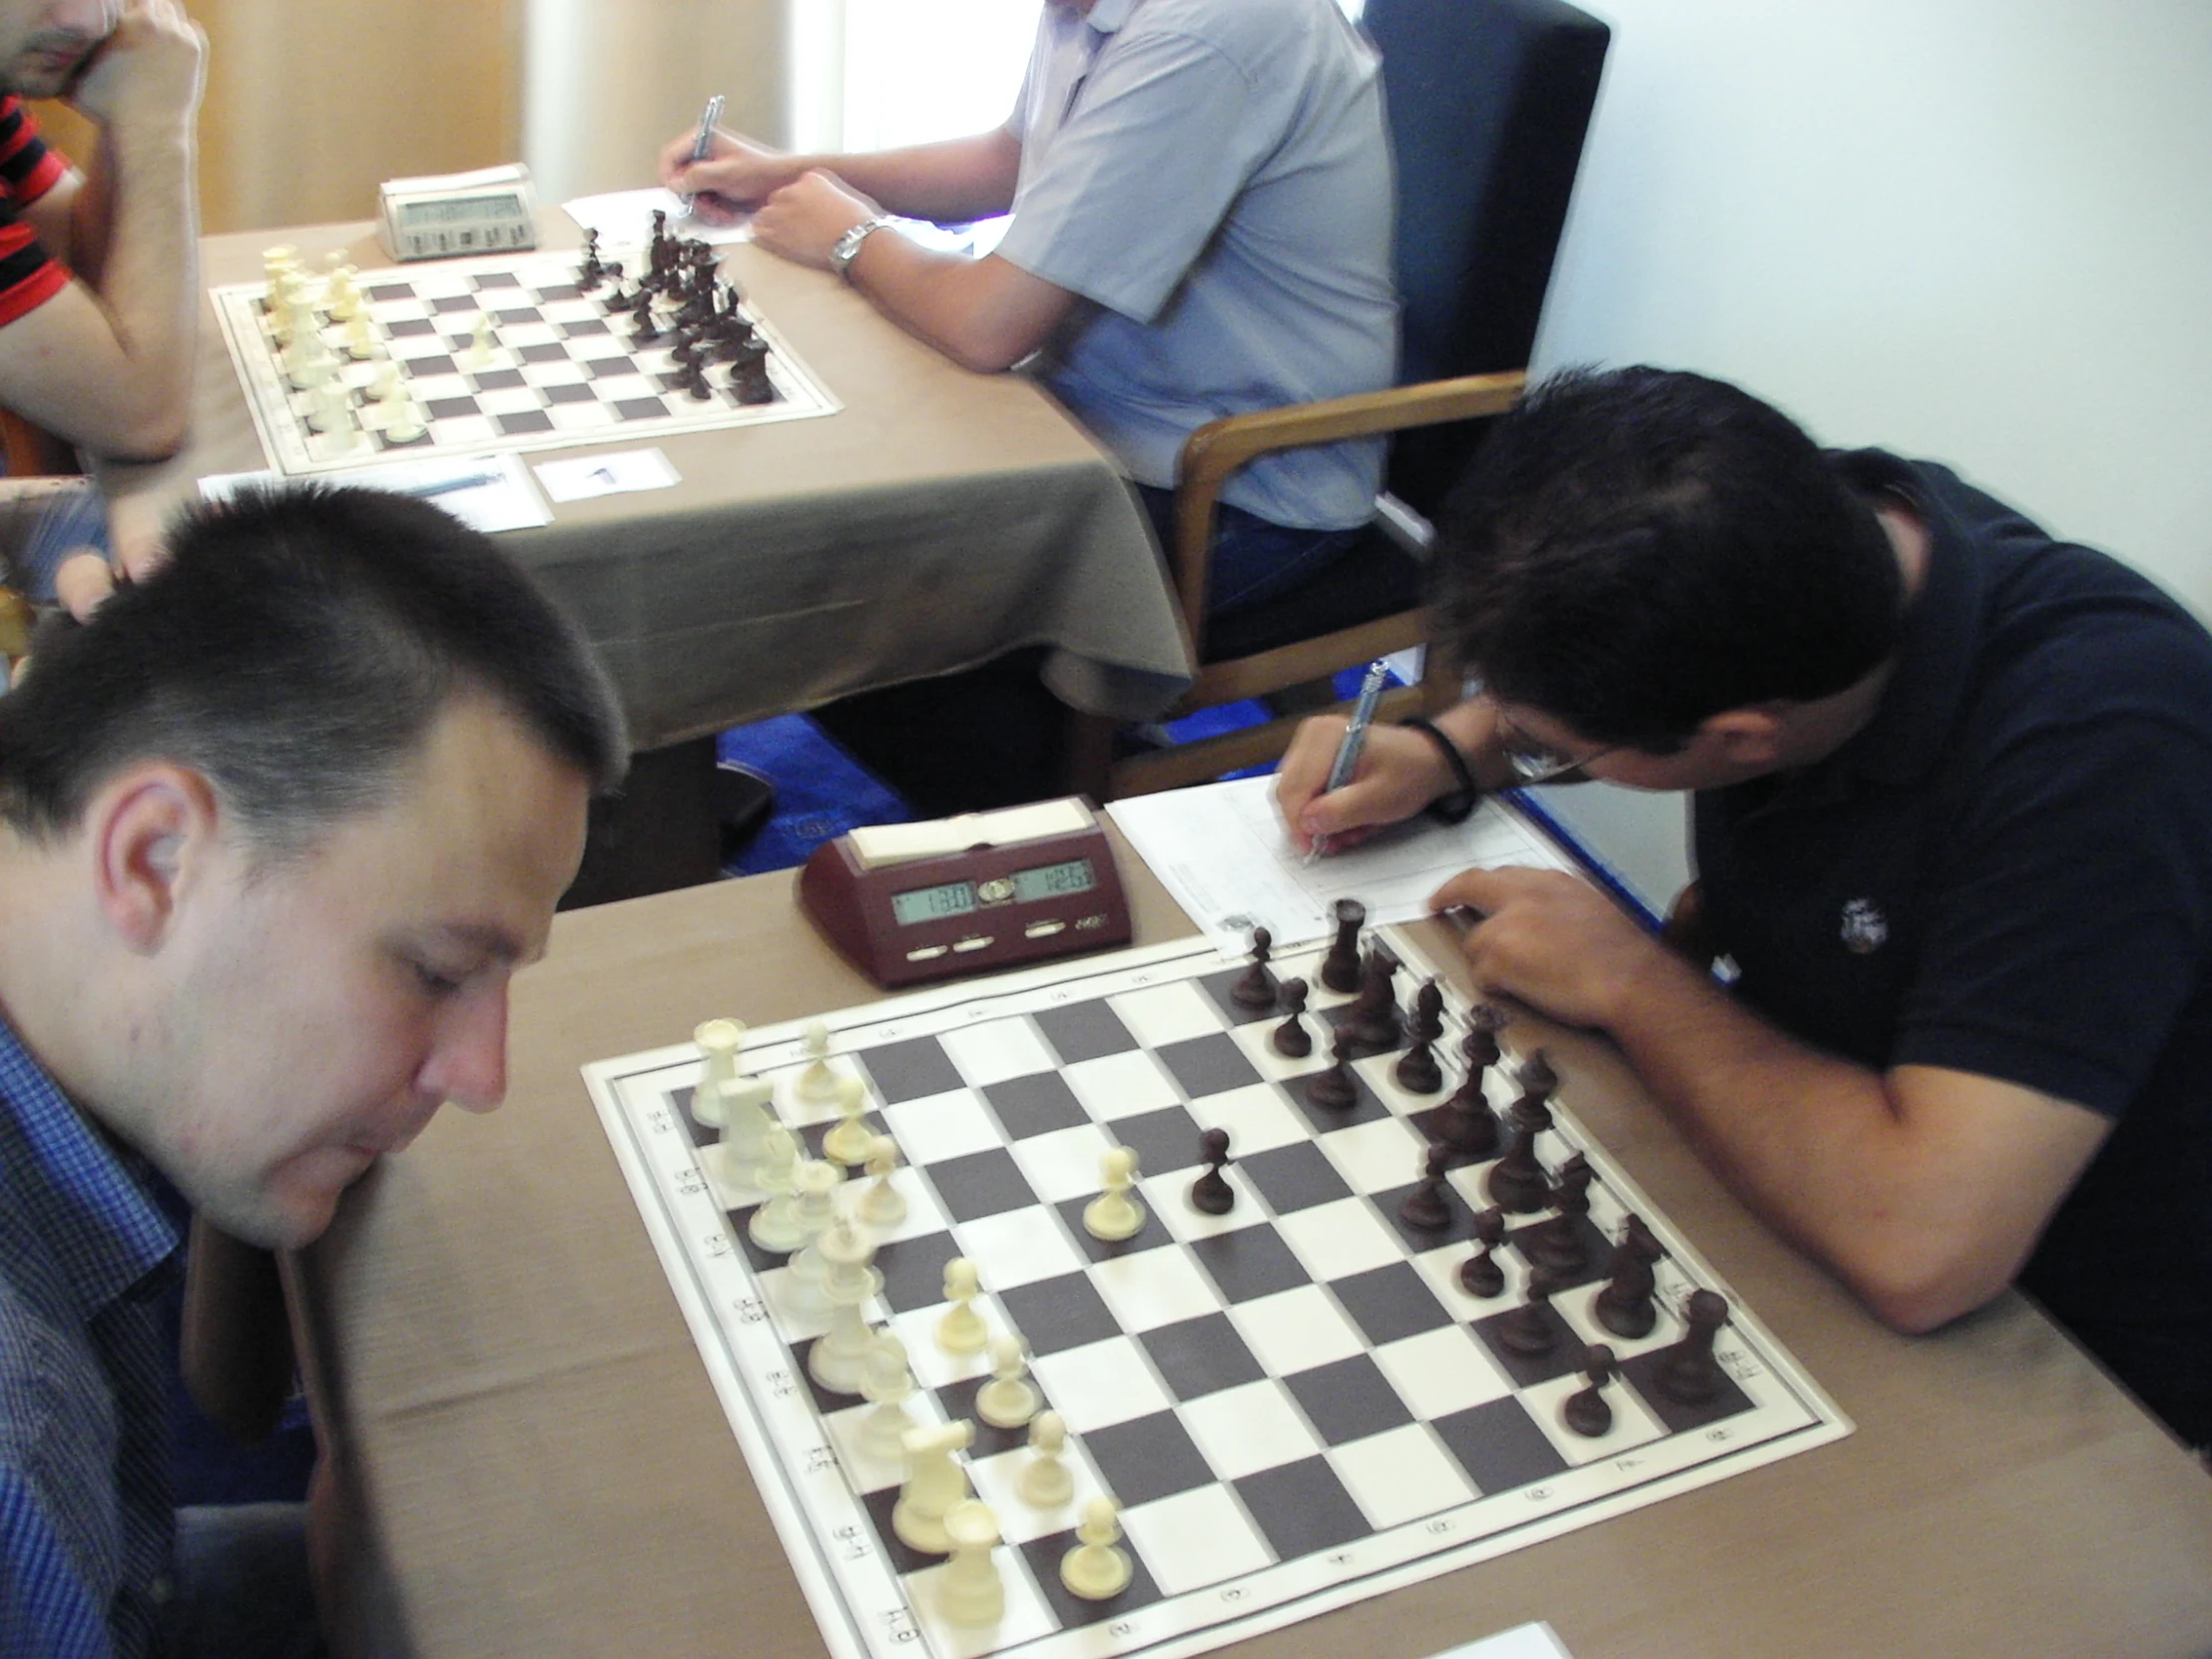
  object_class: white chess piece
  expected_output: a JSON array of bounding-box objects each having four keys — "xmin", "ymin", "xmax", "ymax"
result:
[
  {"xmin": 779, "ymin": 1160, "xmax": 846, "ymax": 1320},
  {"xmin": 935, "ymin": 1257, "xmax": 987, "ymax": 1356},
  {"xmin": 807, "ymin": 1219, "xmax": 884, "ymax": 1393},
  {"xmin": 1082, "ymin": 1146, "xmax": 1146, "ymax": 1242},
  {"xmin": 1059, "ymin": 1496, "xmax": 1133, "ymax": 1600},
  {"xmin": 466, "ymin": 311, "xmax": 495, "ymax": 368},
  {"xmin": 795, "ymin": 1019, "xmax": 841, "ymax": 1105},
  {"xmin": 936, "ymin": 1499, "xmax": 1005, "ymax": 1628},
  {"xmin": 974, "ymin": 1334, "xmax": 1038, "ymax": 1429},
  {"xmin": 856, "ymin": 1135, "xmax": 906, "ymax": 1228},
  {"xmin": 706, "ymin": 1073, "xmax": 778, "ymax": 1198},
  {"xmin": 857, "ymin": 1337, "xmax": 917, "ymax": 1464},
  {"xmin": 342, "ymin": 310, "xmax": 377, "ymax": 360},
  {"xmin": 746, "ymin": 1125, "xmax": 805, "ymax": 1252},
  {"xmin": 892, "ymin": 1419, "xmax": 973, "ymax": 1554},
  {"xmin": 366, "ymin": 359, "xmax": 404, "ymax": 403},
  {"xmin": 821, "ymin": 1073, "xmax": 874, "ymax": 1168},
  {"xmin": 692, "ymin": 1018, "xmax": 747, "ymax": 1125},
  {"xmin": 382, "ymin": 399, "xmax": 426, "ymax": 443},
  {"xmin": 1017, "ymin": 1410, "xmax": 1074, "ymax": 1509}
]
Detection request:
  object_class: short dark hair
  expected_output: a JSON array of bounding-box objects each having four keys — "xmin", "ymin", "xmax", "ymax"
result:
[
  {"xmin": 1438, "ymin": 366, "xmax": 1904, "ymax": 749},
  {"xmin": 0, "ymin": 485, "xmax": 628, "ymax": 853}
]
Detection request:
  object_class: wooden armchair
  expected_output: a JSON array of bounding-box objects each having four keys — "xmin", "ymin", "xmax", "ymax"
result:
[{"xmin": 1079, "ymin": 0, "xmax": 1611, "ymax": 802}]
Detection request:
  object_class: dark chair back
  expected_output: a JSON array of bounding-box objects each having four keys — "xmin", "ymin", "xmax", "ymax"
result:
[{"xmin": 1365, "ymin": 0, "xmax": 1610, "ymax": 520}]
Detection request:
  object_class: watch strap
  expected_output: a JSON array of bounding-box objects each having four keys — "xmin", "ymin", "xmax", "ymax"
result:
[
  {"xmin": 829, "ymin": 216, "xmax": 893, "ymax": 280},
  {"xmin": 1400, "ymin": 715, "xmax": 1480, "ymax": 824}
]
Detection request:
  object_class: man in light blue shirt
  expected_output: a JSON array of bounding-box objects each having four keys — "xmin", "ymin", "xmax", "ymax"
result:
[{"xmin": 665, "ymin": 0, "xmax": 1397, "ymax": 615}]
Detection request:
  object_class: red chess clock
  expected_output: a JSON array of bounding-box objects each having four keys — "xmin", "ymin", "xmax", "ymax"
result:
[{"xmin": 799, "ymin": 799, "xmax": 1134, "ymax": 988}]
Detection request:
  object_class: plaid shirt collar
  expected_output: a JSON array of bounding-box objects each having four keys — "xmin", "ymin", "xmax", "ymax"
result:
[{"xmin": 0, "ymin": 1009, "xmax": 179, "ymax": 1317}]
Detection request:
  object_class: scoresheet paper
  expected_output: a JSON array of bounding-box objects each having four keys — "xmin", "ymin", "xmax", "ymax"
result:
[
  {"xmin": 1107, "ymin": 777, "xmax": 1575, "ymax": 952},
  {"xmin": 1426, "ymin": 1625, "xmax": 1575, "ymax": 1659}
]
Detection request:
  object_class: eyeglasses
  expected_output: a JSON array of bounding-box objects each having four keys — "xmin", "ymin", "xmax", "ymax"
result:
[{"xmin": 1490, "ymin": 702, "xmax": 1615, "ymax": 787}]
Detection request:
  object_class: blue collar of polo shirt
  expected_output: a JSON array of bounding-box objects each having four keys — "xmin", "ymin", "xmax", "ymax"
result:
[{"xmin": 1084, "ymin": 0, "xmax": 1140, "ymax": 35}]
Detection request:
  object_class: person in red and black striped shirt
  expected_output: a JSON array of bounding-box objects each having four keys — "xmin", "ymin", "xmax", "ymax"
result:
[{"xmin": 0, "ymin": 0, "xmax": 203, "ymax": 622}]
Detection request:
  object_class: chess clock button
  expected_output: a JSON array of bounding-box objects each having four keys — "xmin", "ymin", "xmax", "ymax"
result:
[
  {"xmin": 904, "ymin": 945, "xmax": 949, "ymax": 962},
  {"xmin": 952, "ymin": 936, "xmax": 994, "ymax": 952},
  {"xmin": 1024, "ymin": 920, "xmax": 1066, "ymax": 939}
]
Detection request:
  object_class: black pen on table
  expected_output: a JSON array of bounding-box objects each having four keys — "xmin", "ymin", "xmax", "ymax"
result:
[
  {"xmin": 679, "ymin": 93, "xmax": 725, "ymax": 216},
  {"xmin": 1304, "ymin": 658, "xmax": 1390, "ymax": 864}
]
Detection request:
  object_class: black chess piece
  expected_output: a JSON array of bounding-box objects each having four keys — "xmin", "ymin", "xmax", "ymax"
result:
[
  {"xmin": 1271, "ymin": 978, "xmax": 1313, "ymax": 1059},
  {"xmin": 1320, "ymin": 897, "xmax": 1366, "ymax": 994},
  {"xmin": 1562, "ymin": 1344, "xmax": 1616, "ymax": 1437},
  {"xmin": 1483, "ymin": 1097, "xmax": 1551, "ymax": 1214},
  {"xmin": 1398, "ymin": 1143, "xmax": 1454, "ymax": 1231},
  {"xmin": 1188, "ymin": 1128, "xmax": 1235, "ymax": 1216},
  {"xmin": 1521, "ymin": 1151, "xmax": 1595, "ymax": 1275},
  {"xmin": 1408, "ymin": 979, "xmax": 1444, "ymax": 1045},
  {"xmin": 577, "ymin": 228, "xmax": 604, "ymax": 290},
  {"xmin": 1593, "ymin": 1214, "xmax": 1664, "ymax": 1340},
  {"xmin": 679, "ymin": 359, "xmax": 714, "ymax": 400},
  {"xmin": 1306, "ymin": 1027, "xmax": 1358, "ymax": 1112},
  {"xmin": 1494, "ymin": 1264, "xmax": 1568, "ymax": 1357},
  {"xmin": 1232, "ymin": 926, "xmax": 1278, "ymax": 1011},
  {"xmin": 1457, "ymin": 1207, "xmax": 1506, "ymax": 1298},
  {"xmin": 1393, "ymin": 985, "xmax": 1443, "ymax": 1093},
  {"xmin": 1343, "ymin": 944, "xmax": 1400, "ymax": 1054},
  {"xmin": 1654, "ymin": 1290, "xmax": 1731, "ymax": 1404},
  {"xmin": 1512, "ymin": 1049, "xmax": 1559, "ymax": 1112},
  {"xmin": 734, "ymin": 361, "xmax": 778, "ymax": 404}
]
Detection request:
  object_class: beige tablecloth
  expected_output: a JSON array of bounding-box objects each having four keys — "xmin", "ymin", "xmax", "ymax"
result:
[{"xmin": 152, "ymin": 217, "xmax": 1192, "ymax": 748}]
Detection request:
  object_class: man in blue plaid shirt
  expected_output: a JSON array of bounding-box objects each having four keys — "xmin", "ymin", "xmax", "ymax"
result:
[{"xmin": 0, "ymin": 485, "xmax": 625, "ymax": 1657}]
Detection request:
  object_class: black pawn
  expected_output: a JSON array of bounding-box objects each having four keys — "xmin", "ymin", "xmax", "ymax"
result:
[
  {"xmin": 1484, "ymin": 1098, "xmax": 1551, "ymax": 1214},
  {"xmin": 1562, "ymin": 1344, "xmax": 1616, "ymax": 1437},
  {"xmin": 1320, "ymin": 897, "xmax": 1366, "ymax": 993},
  {"xmin": 1494, "ymin": 1264, "xmax": 1567, "ymax": 1357},
  {"xmin": 734, "ymin": 361, "xmax": 777, "ymax": 404},
  {"xmin": 1393, "ymin": 998, "xmax": 1442, "ymax": 1094},
  {"xmin": 1654, "ymin": 1290, "xmax": 1731, "ymax": 1405},
  {"xmin": 1306, "ymin": 1027, "xmax": 1358, "ymax": 1112},
  {"xmin": 1271, "ymin": 977, "xmax": 1313, "ymax": 1059},
  {"xmin": 1345, "ymin": 945, "xmax": 1400, "ymax": 1052},
  {"xmin": 679, "ymin": 359, "xmax": 713, "ymax": 400},
  {"xmin": 1522, "ymin": 1151, "xmax": 1595, "ymax": 1275},
  {"xmin": 1457, "ymin": 1207, "xmax": 1506, "ymax": 1298},
  {"xmin": 1188, "ymin": 1128, "xmax": 1235, "ymax": 1216},
  {"xmin": 1398, "ymin": 1143, "xmax": 1453, "ymax": 1231},
  {"xmin": 1232, "ymin": 926, "xmax": 1278, "ymax": 1010},
  {"xmin": 1593, "ymin": 1214, "xmax": 1665, "ymax": 1340},
  {"xmin": 1407, "ymin": 979, "xmax": 1444, "ymax": 1045}
]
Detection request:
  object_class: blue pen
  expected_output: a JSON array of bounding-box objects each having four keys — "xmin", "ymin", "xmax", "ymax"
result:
[
  {"xmin": 679, "ymin": 94, "xmax": 725, "ymax": 216},
  {"xmin": 1306, "ymin": 658, "xmax": 1390, "ymax": 862}
]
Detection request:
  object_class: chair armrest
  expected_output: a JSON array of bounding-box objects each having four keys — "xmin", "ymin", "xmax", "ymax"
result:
[{"xmin": 1169, "ymin": 370, "xmax": 1524, "ymax": 635}]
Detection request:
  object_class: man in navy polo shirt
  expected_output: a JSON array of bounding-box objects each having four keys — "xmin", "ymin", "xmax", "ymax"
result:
[{"xmin": 1277, "ymin": 366, "xmax": 2212, "ymax": 1448}]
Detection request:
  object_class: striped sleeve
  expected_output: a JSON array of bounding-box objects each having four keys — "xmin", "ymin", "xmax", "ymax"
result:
[{"xmin": 0, "ymin": 97, "xmax": 70, "ymax": 325}]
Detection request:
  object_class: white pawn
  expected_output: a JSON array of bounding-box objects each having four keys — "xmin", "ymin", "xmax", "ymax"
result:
[
  {"xmin": 692, "ymin": 1018, "xmax": 747, "ymax": 1126},
  {"xmin": 821, "ymin": 1072, "xmax": 874, "ymax": 1168},
  {"xmin": 795, "ymin": 1019, "xmax": 841, "ymax": 1104},
  {"xmin": 935, "ymin": 1257, "xmax": 987, "ymax": 1356},
  {"xmin": 365, "ymin": 359, "xmax": 404, "ymax": 404},
  {"xmin": 974, "ymin": 1334, "xmax": 1038, "ymax": 1429},
  {"xmin": 892, "ymin": 1419, "xmax": 973, "ymax": 1554},
  {"xmin": 1018, "ymin": 1410, "xmax": 1074, "ymax": 1509},
  {"xmin": 466, "ymin": 311, "xmax": 495, "ymax": 368},
  {"xmin": 807, "ymin": 1219, "xmax": 884, "ymax": 1393},
  {"xmin": 779, "ymin": 1160, "xmax": 846, "ymax": 1320},
  {"xmin": 383, "ymin": 399, "xmax": 426, "ymax": 443},
  {"xmin": 857, "ymin": 1135, "xmax": 906, "ymax": 1228},
  {"xmin": 937, "ymin": 1500, "xmax": 1005, "ymax": 1629},
  {"xmin": 1059, "ymin": 1496, "xmax": 1133, "ymax": 1601},
  {"xmin": 1082, "ymin": 1146, "xmax": 1146, "ymax": 1242},
  {"xmin": 342, "ymin": 310, "xmax": 377, "ymax": 360},
  {"xmin": 857, "ymin": 1336, "xmax": 917, "ymax": 1464},
  {"xmin": 747, "ymin": 1125, "xmax": 805, "ymax": 1252}
]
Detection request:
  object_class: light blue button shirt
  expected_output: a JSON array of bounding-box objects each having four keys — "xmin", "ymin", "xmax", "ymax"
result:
[{"xmin": 997, "ymin": 0, "xmax": 1398, "ymax": 531}]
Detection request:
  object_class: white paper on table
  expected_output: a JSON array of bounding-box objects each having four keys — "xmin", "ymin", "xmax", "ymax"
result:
[
  {"xmin": 562, "ymin": 187, "xmax": 753, "ymax": 249},
  {"xmin": 533, "ymin": 448, "xmax": 681, "ymax": 502},
  {"xmin": 1423, "ymin": 1623, "xmax": 1576, "ymax": 1659},
  {"xmin": 1106, "ymin": 773, "xmax": 1576, "ymax": 951},
  {"xmin": 197, "ymin": 452, "xmax": 551, "ymax": 535}
]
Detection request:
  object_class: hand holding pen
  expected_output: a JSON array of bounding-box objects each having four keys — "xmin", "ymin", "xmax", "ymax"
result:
[{"xmin": 1302, "ymin": 659, "xmax": 1391, "ymax": 863}]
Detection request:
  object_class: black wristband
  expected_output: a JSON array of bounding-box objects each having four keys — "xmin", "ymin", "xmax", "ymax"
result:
[{"xmin": 1400, "ymin": 715, "xmax": 1480, "ymax": 824}]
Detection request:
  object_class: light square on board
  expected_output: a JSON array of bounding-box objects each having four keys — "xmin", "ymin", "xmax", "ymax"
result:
[
  {"xmin": 1229, "ymin": 1284, "xmax": 1366, "ymax": 1376},
  {"xmin": 880, "ymin": 1091, "xmax": 1001, "ymax": 1164},
  {"xmin": 1371, "ymin": 1324, "xmax": 1514, "ymax": 1420},
  {"xmin": 1314, "ymin": 1112, "xmax": 1428, "ymax": 1195},
  {"xmin": 1274, "ymin": 1195, "xmax": 1405, "ymax": 1282},
  {"xmin": 1006, "ymin": 1121, "xmax": 1120, "ymax": 1205},
  {"xmin": 1108, "ymin": 980, "xmax": 1226, "ymax": 1047},
  {"xmin": 545, "ymin": 399, "xmax": 617, "ymax": 432},
  {"xmin": 1520, "ymin": 1364, "xmax": 1668, "ymax": 1465},
  {"xmin": 1061, "ymin": 1049, "xmax": 1182, "ymax": 1123},
  {"xmin": 1175, "ymin": 1377, "xmax": 1321, "ymax": 1481},
  {"xmin": 1326, "ymin": 1421, "xmax": 1476, "ymax": 1530},
  {"xmin": 1120, "ymin": 1484, "xmax": 1275, "ymax": 1596},
  {"xmin": 474, "ymin": 386, "xmax": 543, "ymax": 417},
  {"xmin": 820, "ymin": 1390, "xmax": 949, "ymax": 1496},
  {"xmin": 939, "ymin": 1016, "xmax": 1059, "ymax": 1086},
  {"xmin": 423, "ymin": 413, "xmax": 495, "ymax": 447},
  {"xmin": 903, "ymin": 1546, "xmax": 1058, "ymax": 1659},
  {"xmin": 946, "ymin": 1204, "xmax": 1087, "ymax": 1291},
  {"xmin": 1183, "ymin": 1081, "xmax": 1310, "ymax": 1158},
  {"xmin": 1226, "ymin": 1016, "xmax": 1331, "ymax": 1083},
  {"xmin": 1143, "ymin": 1168, "xmax": 1262, "ymax": 1245},
  {"xmin": 967, "ymin": 1442, "xmax": 1108, "ymax": 1543},
  {"xmin": 1086, "ymin": 1244, "xmax": 1220, "ymax": 1335},
  {"xmin": 1028, "ymin": 1333, "xmax": 1175, "ymax": 1433},
  {"xmin": 882, "ymin": 1298, "xmax": 1000, "ymax": 1390}
]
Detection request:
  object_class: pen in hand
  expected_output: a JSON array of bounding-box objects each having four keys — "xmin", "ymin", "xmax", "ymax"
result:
[
  {"xmin": 679, "ymin": 94, "xmax": 725, "ymax": 216},
  {"xmin": 1305, "ymin": 659, "xmax": 1391, "ymax": 864}
]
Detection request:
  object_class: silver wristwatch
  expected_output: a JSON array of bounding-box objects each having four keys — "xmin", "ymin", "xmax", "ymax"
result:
[{"xmin": 829, "ymin": 216, "xmax": 894, "ymax": 280}]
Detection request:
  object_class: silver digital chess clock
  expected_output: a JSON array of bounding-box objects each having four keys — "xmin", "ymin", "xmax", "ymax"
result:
[{"xmin": 378, "ymin": 164, "xmax": 539, "ymax": 262}]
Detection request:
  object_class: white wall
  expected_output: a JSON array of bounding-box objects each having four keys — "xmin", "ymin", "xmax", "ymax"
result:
[{"xmin": 1517, "ymin": 0, "xmax": 2212, "ymax": 909}]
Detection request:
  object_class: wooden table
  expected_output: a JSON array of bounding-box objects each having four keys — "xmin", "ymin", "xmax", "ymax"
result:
[
  {"xmin": 142, "ymin": 215, "xmax": 1190, "ymax": 895},
  {"xmin": 287, "ymin": 834, "xmax": 2212, "ymax": 1659}
]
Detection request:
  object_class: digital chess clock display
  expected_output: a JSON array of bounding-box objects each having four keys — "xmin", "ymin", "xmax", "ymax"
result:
[
  {"xmin": 889, "ymin": 857, "xmax": 1097, "ymax": 925},
  {"xmin": 398, "ymin": 193, "xmax": 526, "ymax": 228}
]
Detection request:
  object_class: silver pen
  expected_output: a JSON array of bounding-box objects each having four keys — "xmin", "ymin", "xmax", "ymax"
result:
[
  {"xmin": 1305, "ymin": 658, "xmax": 1391, "ymax": 863},
  {"xmin": 679, "ymin": 94, "xmax": 725, "ymax": 216}
]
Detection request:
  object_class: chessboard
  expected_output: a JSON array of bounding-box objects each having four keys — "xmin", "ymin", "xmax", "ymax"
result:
[
  {"xmin": 584, "ymin": 923, "xmax": 1851, "ymax": 1659},
  {"xmin": 210, "ymin": 236, "xmax": 838, "ymax": 477}
]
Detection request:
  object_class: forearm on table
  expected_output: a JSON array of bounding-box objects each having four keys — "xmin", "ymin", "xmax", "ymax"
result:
[
  {"xmin": 816, "ymin": 130, "xmax": 1021, "ymax": 226},
  {"xmin": 1595, "ymin": 946, "xmax": 2043, "ymax": 1330},
  {"xmin": 844, "ymin": 240, "xmax": 1067, "ymax": 374}
]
